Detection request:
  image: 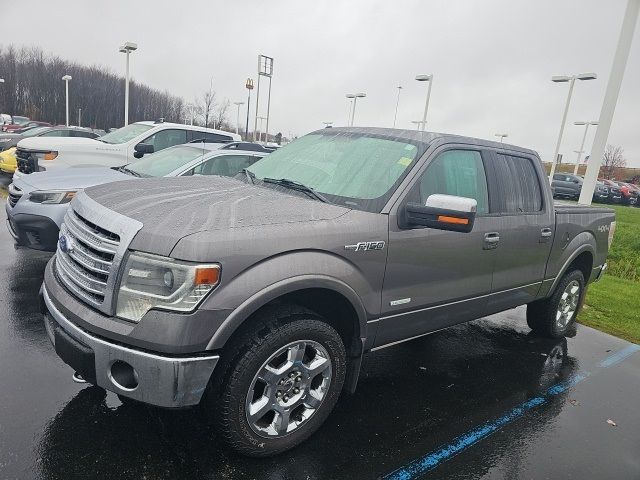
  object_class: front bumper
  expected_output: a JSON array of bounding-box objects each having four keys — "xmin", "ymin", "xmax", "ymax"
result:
[
  {"xmin": 42, "ymin": 284, "xmax": 219, "ymax": 408},
  {"xmin": 5, "ymin": 211, "xmax": 60, "ymax": 251}
]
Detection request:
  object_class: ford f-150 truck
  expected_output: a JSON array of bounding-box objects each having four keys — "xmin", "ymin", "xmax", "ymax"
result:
[{"xmin": 41, "ymin": 127, "xmax": 615, "ymax": 457}]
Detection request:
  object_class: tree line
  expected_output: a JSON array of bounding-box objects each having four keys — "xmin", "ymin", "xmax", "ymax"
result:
[{"xmin": 0, "ymin": 45, "xmax": 230, "ymax": 131}]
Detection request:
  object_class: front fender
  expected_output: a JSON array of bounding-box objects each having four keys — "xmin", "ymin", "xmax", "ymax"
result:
[{"xmin": 200, "ymin": 250, "xmax": 380, "ymax": 351}]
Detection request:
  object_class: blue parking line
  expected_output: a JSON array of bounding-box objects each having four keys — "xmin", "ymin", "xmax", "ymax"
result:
[{"xmin": 382, "ymin": 344, "xmax": 640, "ymax": 480}]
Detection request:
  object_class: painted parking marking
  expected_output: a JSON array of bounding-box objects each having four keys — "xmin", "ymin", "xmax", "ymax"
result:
[{"xmin": 382, "ymin": 344, "xmax": 640, "ymax": 480}]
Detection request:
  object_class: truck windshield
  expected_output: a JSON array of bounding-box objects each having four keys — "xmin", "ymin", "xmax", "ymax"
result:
[
  {"xmin": 99, "ymin": 123, "xmax": 154, "ymax": 144},
  {"xmin": 124, "ymin": 145, "xmax": 205, "ymax": 177},
  {"xmin": 247, "ymin": 132, "xmax": 422, "ymax": 212}
]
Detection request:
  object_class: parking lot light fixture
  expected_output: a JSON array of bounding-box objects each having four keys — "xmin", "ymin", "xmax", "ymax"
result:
[
  {"xmin": 411, "ymin": 120, "xmax": 425, "ymax": 130},
  {"xmin": 495, "ymin": 133, "xmax": 508, "ymax": 143},
  {"xmin": 573, "ymin": 121, "xmax": 598, "ymax": 174},
  {"xmin": 548, "ymin": 72, "xmax": 597, "ymax": 180},
  {"xmin": 346, "ymin": 93, "xmax": 366, "ymax": 126},
  {"xmin": 119, "ymin": 42, "xmax": 138, "ymax": 126},
  {"xmin": 233, "ymin": 101, "xmax": 245, "ymax": 135},
  {"xmin": 393, "ymin": 85, "xmax": 403, "ymax": 127},
  {"xmin": 415, "ymin": 74, "xmax": 433, "ymax": 131},
  {"xmin": 62, "ymin": 75, "xmax": 72, "ymax": 127}
]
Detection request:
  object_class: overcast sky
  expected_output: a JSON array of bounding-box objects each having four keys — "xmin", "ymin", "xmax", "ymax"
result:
[{"xmin": 2, "ymin": 0, "xmax": 639, "ymax": 166}]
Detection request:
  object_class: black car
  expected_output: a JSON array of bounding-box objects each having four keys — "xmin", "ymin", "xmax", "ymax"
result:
[
  {"xmin": 551, "ymin": 173, "xmax": 582, "ymax": 199},
  {"xmin": 592, "ymin": 180, "xmax": 610, "ymax": 203},
  {"xmin": 0, "ymin": 126, "xmax": 99, "ymax": 151}
]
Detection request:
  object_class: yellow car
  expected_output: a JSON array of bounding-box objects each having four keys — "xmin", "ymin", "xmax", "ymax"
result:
[{"xmin": 0, "ymin": 147, "xmax": 17, "ymax": 174}]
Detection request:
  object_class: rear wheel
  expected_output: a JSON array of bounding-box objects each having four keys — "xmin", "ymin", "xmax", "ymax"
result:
[
  {"xmin": 527, "ymin": 269, "xmax": 585, "ymax": 338},
  {"xmin": 207, "ymin": 306, "xmax": 346, "ymax": 457}
]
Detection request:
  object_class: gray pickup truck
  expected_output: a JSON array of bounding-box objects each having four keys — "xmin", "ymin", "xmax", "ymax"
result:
[{"xmin": 40, "ymin": 127, "xmax": 615, "ymax": 456}]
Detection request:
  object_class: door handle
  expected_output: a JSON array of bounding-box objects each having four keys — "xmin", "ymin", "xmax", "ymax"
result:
[
  {"xmin": 540, "ymin": 228, "xmax": 553, "ymax": 243},
  {"xmin": 483, "ymin": 232, "xmax": 500, "ymax": 250}
]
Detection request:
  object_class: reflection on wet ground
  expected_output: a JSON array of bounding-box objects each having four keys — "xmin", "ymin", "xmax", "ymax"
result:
[{"xmin": 1, "ymin": 176, "xmax": 639, "ymax": 479}]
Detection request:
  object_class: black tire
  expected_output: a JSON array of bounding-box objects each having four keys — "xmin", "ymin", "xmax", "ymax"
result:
[
  {"xmin": 527, "ymin": 269, "xmax": 585, "ymax": 338},
  {"xmin": 206, "ymin": 305, "xmax": 346, "ymax": 457}
]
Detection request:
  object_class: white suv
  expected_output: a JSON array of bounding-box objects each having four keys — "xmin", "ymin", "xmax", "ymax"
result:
[{"xmin": 13, "ymin": 120, "xmax": 240, "ymax": 179}]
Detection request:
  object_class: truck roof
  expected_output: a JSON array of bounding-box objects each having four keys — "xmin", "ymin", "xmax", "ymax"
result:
[{"xmin": 314, "ymin": 127, "xmax": 539, "ymax": 158}]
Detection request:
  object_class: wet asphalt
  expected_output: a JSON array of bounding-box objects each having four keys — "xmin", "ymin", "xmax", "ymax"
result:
[{"xmin": 1, "ymin": 175, "xmax": 639, "ymax": 480}]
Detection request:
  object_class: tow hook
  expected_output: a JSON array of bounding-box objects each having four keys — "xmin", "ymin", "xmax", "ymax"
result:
[{"xmin": 72, "ymin": 372, "xmax": 87, "ymax": 384}]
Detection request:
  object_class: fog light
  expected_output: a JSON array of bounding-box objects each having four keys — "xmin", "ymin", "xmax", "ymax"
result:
[{"xmin": 109, "ymin": 360, "xmax": 139, "ymax": 390}]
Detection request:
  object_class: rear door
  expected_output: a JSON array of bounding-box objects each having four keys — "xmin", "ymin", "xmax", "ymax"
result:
[{"xmin": 484, "ymin": 151, "xmax": 554, "ymax": 312}]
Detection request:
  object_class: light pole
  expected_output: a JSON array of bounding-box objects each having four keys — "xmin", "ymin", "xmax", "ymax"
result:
[
  {"xmin": 245, "ymin": 78, "xmax": 254, "ymax": 141},
  {"xmin": 393, "ymin": 85, "xmax": 403, "ymax": 127},
  {"xmin": 548, "ymin": 72, "xmax": 597, "ymax": 180},
  {"xmin": 411, "ymin": 120, "xmax": 425, "ymax": 131},
  {"xmin": 257, "ymin": 116, "xmax": 267, "ymax": 143},
  {"xmin": 62, "ymin": 75, "xmax": 72, "ymax": 127},
  {"xmin": 233, "ymin": 101, "xmax": 244, "ymax": 135},
  {"xmin": 495, "ymin": 133, "xmax": 508, "ymax": 143},
  {"xmin": 119, "ymin": 42, "xmax": 138, "ymax": 126},
  {"xmin": 415, "ymin": 74, "xmax": 433, "ymax": 131},
  {"xmin": 572, "ymin": 121, "xmax": 598, "ymax": 174},
  {"xmin": 253, "ymin": 55, "xmax": 274, "ymax": 141},
  {"xmin": 346, "ymin": 93, "xmax": 366, "ymax": 126}
]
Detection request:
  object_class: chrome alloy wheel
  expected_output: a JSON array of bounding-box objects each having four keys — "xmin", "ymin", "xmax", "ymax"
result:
[
  {"xmin": 556, "ymin": 280, "xmax": 581, "ymax": 328},
  {"xmin": 245, "ymin": 340, "xmax": 332, "ymax": 438}
]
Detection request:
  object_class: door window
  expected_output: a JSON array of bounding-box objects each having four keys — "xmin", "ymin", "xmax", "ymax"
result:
[
  {"xmin": 191, "ymin": 131, "xmax": 234, "ymax": 143},
  {"xmin": 493, "ymin": 154, "xmax": 543, "ymax": 213},
  {"xmin": 417, "ymin": 149, "xmax": 489, "ymax": 214},
  {"xmin": 186, "ymin": 154, "xmax": 259, "ymax": 176},
  {"xmin": 141, "ymin": 129, "xmax": 188, "ymax": 152},
  {"xmin": 41, "ymin": 130, "xmax": 71, "ymax": 137}
]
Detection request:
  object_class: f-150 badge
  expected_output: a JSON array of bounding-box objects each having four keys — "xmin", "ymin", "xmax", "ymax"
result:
[{"xmin": 344, "ymin": 241, "xmax": 385, "ymax": 252}]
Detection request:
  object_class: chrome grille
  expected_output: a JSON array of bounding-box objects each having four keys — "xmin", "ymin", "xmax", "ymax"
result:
[
  {"xmin": 7, "ymin": 183, "xmax": 22, "ymax": 208},
  {"xmin": 55, "ymin": 207, "xmax": 121, "ymax": 308}
]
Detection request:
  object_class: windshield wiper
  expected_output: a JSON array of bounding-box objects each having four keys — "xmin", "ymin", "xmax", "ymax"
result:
[
  {"xmin": 262, "ymin": 177, "xmax": 330, "ymax": 203},
  {"xmin": 241, "ymin": 168, "xmax": 255, "ymax": 184},
  {"xmin": 118, "ymin": 166, "xmax": 143, "ymax": 177}
]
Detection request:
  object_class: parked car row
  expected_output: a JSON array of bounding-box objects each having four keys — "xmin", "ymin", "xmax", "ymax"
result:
[{"xmin": 551, "ymin": 172, "xmax": 639, "ymax": 206}]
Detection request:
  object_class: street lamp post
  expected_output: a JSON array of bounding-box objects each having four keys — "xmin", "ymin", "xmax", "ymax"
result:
[
  {"xmin": 257, "ymin": 116, "xmax": 267, "ymax": 143},
  {"xmin": 233, "ymin": 101, "xmax": 245, "ymax": 135},
  {"xmin": 411, "ymin": 120, "xmax": 425, "ymax": 130},
  {"xmin": 346, "ymin": 93, "xmax": 366, "ymax": 126},
  {"xmin": 415, "ymin": 74, "xmax": 433, "ymax": 131},
  {"xmin": 495, "ymin": 133, "xmax": 508, "ymax": 143},
  {"xmin": 393, "ymin": 85, "xmax": 403, "ymax": 128},
  {"xmin": 548, "ymin": 72, "xmax": 597, "ymax": 180},
  {"xmin": 119, "ymin": 42, "xmax": 138, "ymax": 126},
  {"xmin": 62, "ymin": 75, "xmax": 72, "ymax": 127},
  {"xmin": 572, "ymin": 121, "xmax": 598, "ymax": 174},
  {"xmin": 245, "ymin": 78, "xmax": 254, "ymax": 141}
]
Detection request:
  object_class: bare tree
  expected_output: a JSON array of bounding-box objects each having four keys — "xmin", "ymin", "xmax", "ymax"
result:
[
  {"xmin": 212, "ymin": 99, "xmax": 231, "ymax": 131},
  {"xmin": 602, "ymin": 144, "xmax": 626, "ymax": 179},
  {"xmin": 197, "ymin": 78, "xmax": 217, "ymax": 128}
]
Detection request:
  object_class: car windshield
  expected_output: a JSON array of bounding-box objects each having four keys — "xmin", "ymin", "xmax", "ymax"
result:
[
  {"xmin": 247, "ymin": 132, "xmax": 422, "ymax": 212},
  {"xmin": 126, "ymin": 145, "xmax": 206, "ymax": 177},
  {"xmin": 99, "ymin": 123, "xmax": 153, "ymax": 144},
  {"xmin": 23, "ymin": 126, "xmax": 51, "ymax": 137},
  {"xmin": 13, "ymin": 116, "xmax": 29, "ymax": 125}
]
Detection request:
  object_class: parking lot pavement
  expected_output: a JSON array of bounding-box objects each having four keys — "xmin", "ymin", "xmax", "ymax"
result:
[{"xmin": 1, "ymin": 177, "xmax": 639, "ymax": 480}]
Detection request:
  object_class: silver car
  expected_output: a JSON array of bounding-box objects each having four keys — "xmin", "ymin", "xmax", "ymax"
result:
[{"xmin": 5, "ymin": 142, "xmax": 266, "ymax": 251}]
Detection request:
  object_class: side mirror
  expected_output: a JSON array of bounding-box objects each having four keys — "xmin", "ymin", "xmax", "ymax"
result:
[
  {"xmin": 404, "ymin": 194, "xmax": 477, "ymax": 233},
  {"xmin": 133, "ymin": 143, "xmax": 154, "ymax": 158}
]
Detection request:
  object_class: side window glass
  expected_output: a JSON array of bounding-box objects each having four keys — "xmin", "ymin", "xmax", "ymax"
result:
[
  {"xmin": 192, "ymin": 131, "xmax": 234, "ymax": 143},
  {"xmin": 494, "ymin": 154, "xmax": 543, "ymax": 213},
  {"xmin": 418, "ymin": 150, "xmax": 489, "ymax": 214},
  {"xmin": 142, "ymin": 129, "xmax": 187, "ymax": 152},
  {"xmin": 42, "ymin": 130, "xmax": 67, "ymax": 137},
  {"xmin": 190, "ymin": 155, "xmax": 256, "ymax": 177}
]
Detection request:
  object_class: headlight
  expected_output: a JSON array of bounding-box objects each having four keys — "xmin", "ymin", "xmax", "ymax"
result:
[
  {"xmin": 29, "ymin": 190, "xmax": 77, "ymax": 204},
  {"xmin": 35, "ymin": 151, "xmax": 58, "ymax": 161},
  {"xmin": 116, "ymin": 251, "xmax": 220, "ymax": 322}
]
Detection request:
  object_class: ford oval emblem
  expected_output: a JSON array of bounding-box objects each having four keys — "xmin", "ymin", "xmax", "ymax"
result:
[{"xmin": 59, "ymin": 235, "xmax": 74, "ymax": 254}]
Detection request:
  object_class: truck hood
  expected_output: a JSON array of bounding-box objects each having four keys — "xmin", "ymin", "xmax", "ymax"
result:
[
  {"xmin": 17, "ymin": 136, "xmax": 110, "ymax": 151},
  {"xmin": 82, "ymin": 176, "xmax": 351, "ymax": 256},
  {"xmin": 14, "ymin": 167, "xmax": 130, "ymax": 193}
]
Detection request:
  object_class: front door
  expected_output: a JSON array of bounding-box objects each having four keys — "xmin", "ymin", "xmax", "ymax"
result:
[{"xmin": 376, "ymin": 147, "xmax": 498, "ymax": 348}]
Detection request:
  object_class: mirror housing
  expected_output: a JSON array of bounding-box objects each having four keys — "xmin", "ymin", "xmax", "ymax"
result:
[
  {"xmin": 133, "ymin": 143, "xmax": 154, "ymax": 158},
  {"xmin": 404, "ymin": 194, "xmax": 477, "ymax": 233}
]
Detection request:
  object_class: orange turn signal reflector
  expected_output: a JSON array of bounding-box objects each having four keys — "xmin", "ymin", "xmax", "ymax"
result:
[
  {"xmin": 194, "ymin": 266, "xmax": 220, "ymax": 285},
  {"xmin": 437, "ymin": 215, "xmax": 469, "ymax": 225},
  {"xmin": 43, "ymin": 152, "xmax": 58, "ymax": 161}
]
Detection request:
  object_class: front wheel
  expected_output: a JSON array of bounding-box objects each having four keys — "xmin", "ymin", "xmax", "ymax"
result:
[
  {"xmin": 527, "ymin": 269, "xmax": 585, "ymax": 338},
  {"xmin": 208, "ymin": 308, "xmax": 346, "ymax": 457}
]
